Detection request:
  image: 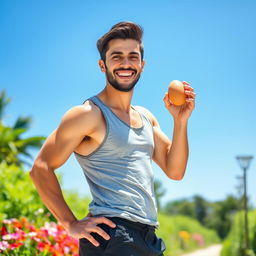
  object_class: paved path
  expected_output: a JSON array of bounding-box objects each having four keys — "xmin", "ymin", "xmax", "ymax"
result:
[{"xmin": 181, "ymin": 244, "xmax": 222, "ymax": 256}]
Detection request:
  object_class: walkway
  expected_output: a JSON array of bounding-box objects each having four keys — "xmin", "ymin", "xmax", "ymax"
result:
[{"xmin": 181, "ymin": 244, "xmax": 222, "ymax": 256}]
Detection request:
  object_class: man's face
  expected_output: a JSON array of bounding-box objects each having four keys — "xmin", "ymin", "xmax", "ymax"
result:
[{"xmin": 100, "ymin": 39, "xmax": 145, "ymax": 92}]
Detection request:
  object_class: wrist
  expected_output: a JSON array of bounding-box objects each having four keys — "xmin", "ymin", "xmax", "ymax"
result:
[
  {"xmin": 173, "ymin": 118, "xmax": 188, "ymax": 127},
  {"xmin": 62, "ymin": 218, "xmax": 78, "ymax": 231}
]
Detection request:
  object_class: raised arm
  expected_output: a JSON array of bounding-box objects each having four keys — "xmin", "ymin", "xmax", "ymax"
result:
[{"xmin": 137, "ymin": 82, "xmax": 195, "ymax": 180}]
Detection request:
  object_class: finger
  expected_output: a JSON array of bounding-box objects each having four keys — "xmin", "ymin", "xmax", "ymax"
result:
[
  {"xmin": 185, "ymin": 98, "xmax": 195, "ymax": 102},
  {"xmin": 94, "ymin": 217, "xmax": 116, "ymax": 228},
  {"xmin": 163, "ymin": 93, "xmax": 170, "ymax": 103},
  {"xmin": 93, "ymin": 226, "xmax": 110, "ymax": 240},
  {"xmin": 83, "ymin": 233, "xmax": 100, "ymax": 247},
  {"xmin": 184, "ymin": 85, "xmax": 194, "ymax": 91},
  {"xmin": 163, "ymin": 94, "xmax": 173, "ymax": 106},
  {"xmin": 182, "ymin": 81, "xmax": 190, "ymax": 85},
  {"xmin": 185, "ymin": 90, "xmax": 196, "ymax": 98}
]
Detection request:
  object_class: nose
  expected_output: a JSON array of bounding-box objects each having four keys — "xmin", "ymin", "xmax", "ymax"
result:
[{"xmin": 120, "ymin": 57, "xmax": 131, "ymax": 67}]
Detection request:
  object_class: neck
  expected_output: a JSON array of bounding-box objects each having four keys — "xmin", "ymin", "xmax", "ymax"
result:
[{"xmin": 97, "ymin": 83, "xmax": 134, "ymax": 113}]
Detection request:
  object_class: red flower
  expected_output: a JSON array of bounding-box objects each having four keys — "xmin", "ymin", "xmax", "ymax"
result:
[
  {"xmin": 0, "ymin": 225, "xmax": 8, "ymax": 236},
  {"xmin": 9, "ymin": 242, "xmax": 23, "ymax": 250}
]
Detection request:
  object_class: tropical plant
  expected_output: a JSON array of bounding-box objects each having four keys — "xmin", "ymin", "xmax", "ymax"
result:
[{"xmin": 0, "ymin": 90, "xmax": 45, "ymax": 167}]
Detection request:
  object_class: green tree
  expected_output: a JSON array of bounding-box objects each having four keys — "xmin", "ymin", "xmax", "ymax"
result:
[
  {"xmin": 164, "ymin": 198, "xmax": 195, "ymax": 217},
  {"xmin": 0, "ymin": 90, "xmax": 45, "ymax": 166},
  {"xmin": 154, "ymin": 179, "xmax": 166, "ymax": 211},
  {"xmin": 205, "ymin": 195, "xmax": 242, "ymax": 239},
  {"xmin": 193, "ymin": 195, "xmax": 208, "ymax": 225}
]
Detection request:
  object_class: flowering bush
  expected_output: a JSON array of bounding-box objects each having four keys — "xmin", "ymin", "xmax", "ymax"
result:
[
  {"xmin": 178, "ymin": 230, "xmax": 205, "ymax": 249},
  {"xmin": 0, "ymin": 217, "xmax": 79, "ymax": 255}
]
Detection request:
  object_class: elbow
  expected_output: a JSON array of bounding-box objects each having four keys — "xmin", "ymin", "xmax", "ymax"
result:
[
  {"xmin": 29, "ymin": 168, "xmax": 36, "ymax": 178},
  {"xmin": 169, "ymin": 174, "xmax": 184, "ymax": 181},
  {"xmin": 165, "ymin": 168, "xmax": 185, "ymax": 181},
  {"xmin": 29, "ymin": 165, "xmax": 38, "ymax": 182},
  {"xmin": 29, "ymin": 160, "xmax": 53, "ymax": 181}
]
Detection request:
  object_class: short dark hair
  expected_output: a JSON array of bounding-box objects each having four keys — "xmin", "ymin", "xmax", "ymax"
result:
[{"xmin": 97, "ymin": 21, "xmax": 144, "ymax": 62}]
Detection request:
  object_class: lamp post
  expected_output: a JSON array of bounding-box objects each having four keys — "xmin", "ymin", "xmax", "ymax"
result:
[{"xmin": 236, "ymin": 155, "xmax": 254, "ymax": 255}]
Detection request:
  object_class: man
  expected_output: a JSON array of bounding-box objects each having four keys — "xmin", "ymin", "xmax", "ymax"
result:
[{"xmin": 30, "ymin": 21, "xmax": 196, "ymax": 256}]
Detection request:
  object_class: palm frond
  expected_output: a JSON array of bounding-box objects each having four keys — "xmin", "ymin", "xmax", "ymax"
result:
[
  {"xmin": 13, "ymin": 116, "xmax": 32, "ymax": 129},
  {"xmin": 0, "ymin": 90, "xmax": 11, "ymax": 122}
]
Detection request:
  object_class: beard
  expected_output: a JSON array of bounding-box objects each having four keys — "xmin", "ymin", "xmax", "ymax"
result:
[{"xmin": 105, "ymin": 66, "xmax": 141, "ymax": 92}]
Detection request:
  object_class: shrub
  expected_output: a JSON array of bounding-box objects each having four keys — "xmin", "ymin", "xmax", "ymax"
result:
[
  {"xmin": 157, "ymin": 213, "xmax": 220, "ymax": 256},
  {"xmin": 221, "ymin": 210, "xmax": 256, "ymax": 256}
]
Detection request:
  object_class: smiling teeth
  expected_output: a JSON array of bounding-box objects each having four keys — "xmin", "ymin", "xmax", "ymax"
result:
[{"xmin": 116, "ymin": 72, "xmax": 133, "ymax": 77}]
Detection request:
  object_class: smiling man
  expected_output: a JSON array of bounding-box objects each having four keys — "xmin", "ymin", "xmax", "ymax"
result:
[{"xmin": 29, "ymin": 22, "xmax": 196, "ymax": 256}]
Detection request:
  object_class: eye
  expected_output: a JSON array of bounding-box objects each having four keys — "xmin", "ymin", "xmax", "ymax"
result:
[
  {"xmin": 130, "ymin": 56, "xmax": 139, "ymax": 60},
  {"xmin": 112, "ymin": 55, "xmax": 120, "ymax": 60}
]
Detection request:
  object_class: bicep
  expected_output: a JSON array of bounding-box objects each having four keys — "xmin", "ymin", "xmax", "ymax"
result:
[
  {"xmin": 36, "ymin": 127, "xmax": 84, "ymax": 170},
  {"xmin": 34, "ymin": 105, "xmax": 96, "ymax": 170}
]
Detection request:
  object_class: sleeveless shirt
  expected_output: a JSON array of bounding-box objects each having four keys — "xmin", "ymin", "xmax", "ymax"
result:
[{"xmin": 74, "ymin": 96, "xmax": 159, "ymax": 227}]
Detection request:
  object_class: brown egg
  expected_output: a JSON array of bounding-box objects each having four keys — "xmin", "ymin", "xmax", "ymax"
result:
[{"xmin": 168, "ymin": 80, "xmax": 186, "ymax": 106}]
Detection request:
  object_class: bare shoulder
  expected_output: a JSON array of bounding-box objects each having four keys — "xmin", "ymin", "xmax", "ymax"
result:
[
  {"xmin": 59, "ymin": 99, "xmax": 102, "ymax": 135},
  {"xmin": 133, "ymin": 105, "xmax": 159, "ymax": 127}
]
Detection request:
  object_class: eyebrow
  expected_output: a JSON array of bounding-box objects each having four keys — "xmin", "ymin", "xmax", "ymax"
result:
[{"xmin": 110, "ymin": 51, "xmax": 140, "ymax": 56}]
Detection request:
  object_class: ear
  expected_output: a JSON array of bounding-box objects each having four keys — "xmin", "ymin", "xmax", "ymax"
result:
[
  {"xmin": 141, "ymin": 60, "xmax": 145, "ymax": 72},
  {"xmin": 98, "ymin": 60, "xmax": 106, "ymax": 72}
]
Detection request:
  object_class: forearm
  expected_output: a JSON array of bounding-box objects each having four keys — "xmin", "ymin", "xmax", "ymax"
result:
[
  {"xmin": 29, "ymin": 163, "xmax": 77, "ymax": 230},
  {"xmin": 167, "ymin": 119, "xmax": 189, "ymax": 180}
]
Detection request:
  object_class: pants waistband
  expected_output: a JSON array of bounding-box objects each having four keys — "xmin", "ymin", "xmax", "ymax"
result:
[{"xmin": 106, "ymin": 217, "xmax": 156, "ymax": 231}]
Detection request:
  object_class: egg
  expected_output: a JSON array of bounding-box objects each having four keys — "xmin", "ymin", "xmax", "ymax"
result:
[{"xmin": 168, "ymin": 80, "xmax": 186, "ymax": 106}]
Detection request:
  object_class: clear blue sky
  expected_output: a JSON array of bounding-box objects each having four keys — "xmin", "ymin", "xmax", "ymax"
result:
[{"xmin": 1, "ymin": 0, "xmax": 256, "ymax": 207}]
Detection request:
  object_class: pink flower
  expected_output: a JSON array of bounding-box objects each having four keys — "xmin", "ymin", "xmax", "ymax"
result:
[
  {"xmin": 0, "ymin": 241, "xmax": 10, "ymax": 251},
  {"xmin": 192, "ymin": 233, "xmax": 204, "ymax": 246},
  {"xmin": 2, "ymin": 230, "xmax": 25, "ymax": 241},
  {"xmin": 1, "ymin": 217, "xmax": 79, "ymax": 255},
  {"xmin": 3, "ymin": 219, "xmax": 12, "ymax": 225}
]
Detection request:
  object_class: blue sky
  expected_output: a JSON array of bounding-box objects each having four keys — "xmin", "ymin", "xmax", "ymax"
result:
[{"xmin": 1, "ymin": 0, "xmax": 256, "ymax": 207}]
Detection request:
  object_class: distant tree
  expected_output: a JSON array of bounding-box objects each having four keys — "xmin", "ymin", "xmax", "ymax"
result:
[
  {"xmin": 164, "ymin": 198, "xmax": 195, "ymax": 217},
  {"xmin": 0, "ymin": 90, "xmax": 45, "ymax": 167},
  {"xmin": 193, "ymin": 195, "xmax": 208, "ymax": 225},
  {"xmin": 163, "ymin": 193, "xmax": 245, "ymax": 239},
  {"xmin": 154, "ymin": 179, "xmax": 166, "ymax": 211},
  {"xmin": 204, "ymin": 195, "xmax": 242, "ymax": 239}
]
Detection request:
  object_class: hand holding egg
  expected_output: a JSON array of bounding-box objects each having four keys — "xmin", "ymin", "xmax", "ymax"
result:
[{"xmin": 164, "ymin": 80, "xmax": 196, "ymax": 121}]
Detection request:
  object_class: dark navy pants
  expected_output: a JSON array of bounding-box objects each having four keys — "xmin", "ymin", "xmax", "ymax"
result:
[{"xmin": 79, "ymin": 217, "xmax": 166, "ymax": 256}]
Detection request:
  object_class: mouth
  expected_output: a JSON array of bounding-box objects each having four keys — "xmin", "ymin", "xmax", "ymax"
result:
[{"xmin": 115, "ymin": 70, "xmax": 136, "ymax": 79}]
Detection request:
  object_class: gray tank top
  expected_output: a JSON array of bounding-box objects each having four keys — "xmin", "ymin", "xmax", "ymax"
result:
[{"xmin": 74, "ymin": 96, "xmax": 158, "ymax": 227}]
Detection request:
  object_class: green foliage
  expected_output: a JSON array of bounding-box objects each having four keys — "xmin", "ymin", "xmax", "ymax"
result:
[
  {"xmin": 221, "ymin": 210, "xmax": 256, "ymax": 256},
  {"xmin": 157, "ymin": 213, "xmax": 220, "ymax": 256},
  {"xmin": 0, "ymin": 162, "xmax": 91, "ymax": 227},
  {"xmin": 0, "ymin": 123, "xmax": 45, "ymax": 166},
  {"xmin": 165, "ymin": 198, "xmax": 196, "ymax": 217},
  {"xmin": 63, "ymin": 190, "xmax": 90, "ymax": 220},
  {"xmin": 0, "ymin": 90, "xmax": 46, "ymax": 167},
  {"xmin": 154, "ymin": 179, "xmax": 166, "ymax": 211},
  {"xmin": 0, "ymin": 90, "xmax": 11, "ymax": 121},
  {"xmin": 0, "ymin": 162, "xmax": 54, "ymax": 226},
  {"xmin": 164, "ymin": 194, "xmax": 242, "ymax": 239}
]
